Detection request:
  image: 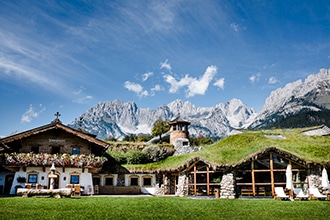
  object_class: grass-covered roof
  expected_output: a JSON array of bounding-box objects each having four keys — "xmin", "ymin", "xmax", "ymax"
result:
[{"xmin": 124, "ymin": 128, "xmax": 330, "ymax": 172}]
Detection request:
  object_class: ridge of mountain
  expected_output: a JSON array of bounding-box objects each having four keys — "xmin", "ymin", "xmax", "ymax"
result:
[
  {"xmin": 70, "ymin": 98, "xmax": 255, "ymax": 140},
  {"xmin": 70, "ymin": 68, "xmax": 330, "ymax": 140},
  {"xmin": 246, "ymin": 68, "xmax": 330, "ymax": 129}
]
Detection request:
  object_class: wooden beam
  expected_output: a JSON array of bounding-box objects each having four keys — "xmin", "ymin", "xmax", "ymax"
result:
[
  {"xmin": 194, "ymin": 165, "xmax": 197, "ymax": 195},
  {"xmin": 162, "ymin": 173, "xmax": 166, "ymax": 195},
  {"xmin": 206, "ymin": 166, "xmax": 210, "ymax": 195},
  {"xmin": 270, "ymin": 153, "xmax": 274, "ymax": 196},
  {"xmin": 251, "ymin": 160, "xmax": 255, "ymax": 196},
  {"xmin": 188, "ymin": 170, "xmax": 215, "ymax": 174}
]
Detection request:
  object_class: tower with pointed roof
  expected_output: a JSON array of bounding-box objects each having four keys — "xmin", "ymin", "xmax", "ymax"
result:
[{"xmin": 168, "ymin": 113, "xmax": 190, "ymax": 146}]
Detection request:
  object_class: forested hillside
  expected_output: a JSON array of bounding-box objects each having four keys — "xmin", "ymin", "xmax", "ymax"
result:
[{"xmin": 265, "ymin": 110, "xmax": 330, "ymax": 129}]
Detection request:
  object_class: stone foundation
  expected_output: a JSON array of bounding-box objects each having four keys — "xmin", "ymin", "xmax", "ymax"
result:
[
  {"xmin": 153, "ymin": 184, "xmax": 165, "ymax": 195},
  {"xmin": 220, "ymin": 173, "xmax": 235, "ymax": 199}
]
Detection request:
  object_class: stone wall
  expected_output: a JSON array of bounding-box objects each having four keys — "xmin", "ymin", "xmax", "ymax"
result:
[
  {"xmin": 173, "ymin": 138, "xmax": 201, "ymax": 156},
  {"xmin": 308, "ymin": 168, "xmax": 329, "ymax": 195},
  {"xmin": 175, "ymin": 174, "xmax": 188, "ymax": 197},
  {"xmin": 220, "ymin": 173, "xmax": 235, "ymax": 199},
  {"xmin": 153, "ymin": 184, "xmax": 165, "ymax": 196},
  {"xmin": 170, "ymin": 130, "xmax": 189, "ymax": 145}
]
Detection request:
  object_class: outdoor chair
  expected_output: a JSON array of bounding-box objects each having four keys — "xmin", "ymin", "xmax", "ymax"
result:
[
  {"xmin": 94, "ymin": 185, "xmax": 99, "ymax": 195},
  {"xmin": 309, "ymin": 187, "xmax": 327, "ymax": 200},
  {"xmin": 294, "ymin": 188, "xmax": 309, "ymax": 200},
  {"xmin": 274, "ymin": 187, "xmax": 290, "ymax": 200},
  {"xmin": 73, "ymin": 184, "xmax": 81, "ymax": 196}
]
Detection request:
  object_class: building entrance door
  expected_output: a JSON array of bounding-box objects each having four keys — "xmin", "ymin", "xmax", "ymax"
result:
[
  {"xmin": 4, "ymin": 174, "xmax": 14, "ymax": 194},
  {"xmin": 48, "ymin": 174, "xmax": 59, "ymax": 189}
]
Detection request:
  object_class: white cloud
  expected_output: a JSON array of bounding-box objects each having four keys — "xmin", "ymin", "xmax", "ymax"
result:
[
  {"xmin": 160, "ymin": 59, "xmax": 172, "ymax": 72},
  {"xmin": 124, "ymin": 81, "xmax": 149, "ymax": 97},
  {"xmin": 73, "ymin": 89, "xmax": 82, "ymax": 95},
  {"xmin": 268, "ymin": 76, "xmax": 279, "ymax": 84},
  {"xmin": 230, "ymin": 22, "xmax": 246, "ymax": 32},
  {"xmin": 151, "ymin": 84, "xmax": 163, "ymax": 92},
  {"xmin": 214, "ymin": 78, "xmax": 225, "ymax": 90},
  {"xmin": 72, "ymin": 95, "xmax": 93, "ymax": 104},
  {"xmin": 164, "ymin": 74, "xmax": 193, "ymax": 93},
  {"xmin": 164, "ymin": 65, "xmax": 218, "ymax": 97},
  {"xmin": 249, "ymin": 73, "xmax": 261, "ymax": 83},
  {"xmin": 142, "ymin": 71, "xmax": 153, "ymax": 81},
  {"xmin": 73, "ymin": 86, "xmax": 86, "ymax": 95},
  {"xmin": 230, "ymin": 23, "xmax": 240, "ymax": 32},
  {"xmin": 0, "ymin": 57, "xmax": 54, "ymax": 89},
  {"xmin": 21, "ymin": 104, "xmax": 46, "ymax": 123},
  {"xmin": 150, "ymin": 84, "xmax": 164, "ymax": 96},
  {"xmin": 186, "ymin": 66, "xmax": 217, "ymax": 97}
]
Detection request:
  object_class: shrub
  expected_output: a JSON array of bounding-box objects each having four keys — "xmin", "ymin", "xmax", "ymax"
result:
[
  {"xmin": 126, "ymin": 150, "xmax": 147, "ymax": 164},
  {"xmin": 108, "ymin": 151, "xmax": 127, "ymax": 164},
  {"xmin": 142, "ymin": 145, "xmax": 174, "ymax": 162}
]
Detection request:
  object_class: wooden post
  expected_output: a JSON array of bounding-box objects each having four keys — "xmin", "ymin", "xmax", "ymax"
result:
[
  {"xmin": 251, "ymin": 160, "xmax": 255, "ymax": 196},
  {"xmin": 163, "ymin": 173, "xmax": 166, "ymax": 195},
  {"xmin": 194, "ymin": 165, "xmax": 197, "ymax": 195},
  {"xmin": 270, "ymin": 153, "xmax": 274, "ymax": 196},
  {"xmin": 206, "ymin": 166, "xmax": 210, "ymax": 195},
  {"xmin": 289, "ymin": 161, "xmax": 293, "ymax": 198}
]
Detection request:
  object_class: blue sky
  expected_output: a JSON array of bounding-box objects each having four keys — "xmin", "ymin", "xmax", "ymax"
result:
[{"xmin": 0, "ymin": 0, "xmax": 329, "ymax": 137}]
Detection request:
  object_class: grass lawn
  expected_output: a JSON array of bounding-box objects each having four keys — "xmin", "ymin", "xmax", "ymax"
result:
[{"xmin": 0, "ymin": 196, "xmax": 329, "ymax": 220}]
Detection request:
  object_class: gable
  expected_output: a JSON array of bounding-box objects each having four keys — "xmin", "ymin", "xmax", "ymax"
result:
[
  {"xmin": 0, "ymin": 122, "xmax": 109, "ymax": 156},
  {"xmin": 234, "ymin": 147, "xmax": 309, "ymax": 170}
]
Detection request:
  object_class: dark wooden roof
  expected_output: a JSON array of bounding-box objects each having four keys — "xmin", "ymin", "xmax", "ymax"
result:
[
  {"xmin": 0, "ymin": 142, "xmax": 10, "ymax": 153},
  {"xmin": 0, "ymin": 121, "xmax": 109, "ymax": 150},
  {"xmin": 168, "ymin": 114, "xmax": 191, "ymax": 125}
]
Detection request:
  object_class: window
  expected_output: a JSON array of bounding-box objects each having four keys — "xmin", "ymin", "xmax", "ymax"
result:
[
  {"xmin": 70, "ymin": 175, "xmax": 79, "ymax": 184},
  {"xmin": 51, "ymin": 146, "xmax": 60, "ymax": 154},
  {"xmin": 28, "ymin": 174, "xmax": 38, "ymax": 183},
  {"xmin": 93, "ymin": 177, "xmax": 100, "ymax": 185},
  {"xmin": 105, "ymin": 177, "xmax": 113, "ymax": 186},
  {"xmin": 130, "ymin": 177, "xmax": 138, "ymax": 186},
  {"xmin": 31, "ymin": 146, "xmax": 39, "ymax": 153},
  {"xmin": 143, "ymin": 177, "xmax": 151, "ymax": 186},
  {"xmin": 72, "ymin": 147, "xmax": 80, "ymax": 155}
]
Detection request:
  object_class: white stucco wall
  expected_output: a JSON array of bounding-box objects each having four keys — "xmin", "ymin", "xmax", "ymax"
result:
[
  {"xmin": 9, "ymin": 166, "xmax": 94, "ymax": 195},
  {"xmin": 124, "ymin": 174, "xmax": 156, "ymax": 194},
  {"xmin": 94, "ymin": 174, "xmax": 118, "ymax": 186}
]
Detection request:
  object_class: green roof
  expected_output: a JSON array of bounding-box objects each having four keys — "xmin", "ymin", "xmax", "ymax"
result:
[{"xmin": 124, "ymin": 128, "xmax": 330, "ymax": 172}]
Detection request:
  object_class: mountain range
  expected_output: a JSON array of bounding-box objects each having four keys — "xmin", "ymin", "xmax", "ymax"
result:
[{"xmin": 70, "ymin": 68, "xmax": 330, "ymax": 140}]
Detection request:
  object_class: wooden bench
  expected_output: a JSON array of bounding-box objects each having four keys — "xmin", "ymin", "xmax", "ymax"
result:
[
  {"xmin": 241, "ymin": 187, "xmax": 266, "ymax": 196},
  {"xmin": 241, "ymin": 188, "xmax": 254, "ymax": 196},
  {"xmin": 256, "ymin": 187, "xmax": 266, "ymax": 196}
]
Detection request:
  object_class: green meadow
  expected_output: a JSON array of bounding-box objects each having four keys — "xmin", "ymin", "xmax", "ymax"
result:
[{"xmin": 0, "ymin": 196, "xmax": 329, "ymax": 220}]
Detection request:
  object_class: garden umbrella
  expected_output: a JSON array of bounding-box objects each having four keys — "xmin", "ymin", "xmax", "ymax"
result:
[
  {"xmin": 321, "ymin": 168, "xmax": 329, "ymax": 188},
  {"xmin": 285, "ymin": 164, "xmax": 293, "ymax": 190}
]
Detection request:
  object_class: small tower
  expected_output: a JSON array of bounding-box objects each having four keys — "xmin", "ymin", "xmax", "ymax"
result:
[{"xmin": 168, "ymin": 114, "xmax": 190, "ymax": 146}]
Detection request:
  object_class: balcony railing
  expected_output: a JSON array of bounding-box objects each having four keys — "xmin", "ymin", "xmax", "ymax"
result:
[{"xmin": 2, "ymin": 153, "xmax": 107, "ymax": 168}]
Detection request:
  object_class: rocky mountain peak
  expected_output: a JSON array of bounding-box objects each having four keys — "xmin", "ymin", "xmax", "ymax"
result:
[{"xmin": 70, "ymin": 68, "xmax": 329, "ymax": 140}]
